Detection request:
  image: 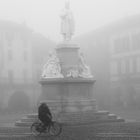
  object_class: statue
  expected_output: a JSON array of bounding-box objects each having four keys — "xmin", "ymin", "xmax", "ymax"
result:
[
  {"xmin": 60, "ymin": 1, "xmax": 75, "ymax": 41},
  {"xmin": 79, "ymin": 53, "xmax": 93, "ymax": 78},
  {"xmin": 42, "ymin": 52, "xmax": 64, "ymax": 78}
]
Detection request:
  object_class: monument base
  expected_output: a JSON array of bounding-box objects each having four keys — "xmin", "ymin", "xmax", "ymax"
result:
[
  {"xmin": 15, "ymin": 110, "xmax": 124, "ymax": 127},
  {"xmin": 39, "ymin": 78, "xmax": 96, "ymax": 113},
  {"xmin": 15, "ymin": 79, "xmax": 125, "ymax": 127}
]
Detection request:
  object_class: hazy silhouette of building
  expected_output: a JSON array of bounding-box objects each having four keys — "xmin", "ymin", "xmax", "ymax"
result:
[
  {"xmin": 0, "ymin": 20, "xmax": 55, "ymax": 110},
  {"xmin": 74, "ymin": 15, "xmax": 140, "ymax": 109},
  {"xmin": 32, "ymin": 33, "xmax": 55, "ymax": 82},
  {"xmin": 0, "ymin": 21, "xmax": 33, "ymax": 84},
  {"xmin": 108, "ymin": 15, "xmax": 140, "ymax": 109}
]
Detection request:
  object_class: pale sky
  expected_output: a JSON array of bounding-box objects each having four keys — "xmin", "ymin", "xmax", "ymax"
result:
[{"xmin": 0, "ymin": 0, "xmax": 140, "ymax": 42}]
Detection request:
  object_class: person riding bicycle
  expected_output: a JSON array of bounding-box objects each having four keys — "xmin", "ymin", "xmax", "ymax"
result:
[{"xmin": 38, "ymin": 102, "xmax": 52, "ymax": 129}]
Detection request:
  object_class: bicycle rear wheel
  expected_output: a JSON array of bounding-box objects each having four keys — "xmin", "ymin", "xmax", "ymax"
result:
[
  {"xmin": 49, "ymin": 121, "xmax": 62, "ymax": 136},
  {"xmin": 31, "ymin": 122, "xmax": 43, "ymax": 136}
]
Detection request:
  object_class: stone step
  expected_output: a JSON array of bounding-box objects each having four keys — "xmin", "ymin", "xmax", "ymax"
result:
[
  {"xmin": 59, "ymin": 112, "xmax": 111, "ymax": 121},
  {"xmin": 60, "ymin": 115, "xmax": 123, "ymax": 122},
  {"xmin": 59, "ymin": 118, "xmax": 125, "ymax": 125},
  {"xmin": 108, "ymin": 114, "xmax": 117, "ymax": 120},
  {"xmin": 16, "ymin": 117, "xmax": 124, "ymax": 127},
  {"xmin": 15, "ymin": 121, "xmax": 32, "ymax": 127},
  {"xmin": 26, "ymin": 114, "xmax": 38, "ymax": 119},
  {"xmin": 62, "ymin": 110, "xmax": 110, "ymax": 116},
  {"xmin": 15, "ymin": 110, "xmax": 124, "ymax": 127},
  {"xmin": 58, "ymin": 111, "xmax": 110, "ymax": 119},
  {"xmin": 26, "ymin": 110, "xmax": 109, "ymax": 118},
  {"xmin": 20, "ymin": 117, "xmax": 37, "ymax": 123}
]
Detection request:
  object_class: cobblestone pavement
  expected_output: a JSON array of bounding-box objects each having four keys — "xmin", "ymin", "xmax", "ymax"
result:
[{"xmin": 0, "ymin": 122, "xmax": 140, "ymax": 139}]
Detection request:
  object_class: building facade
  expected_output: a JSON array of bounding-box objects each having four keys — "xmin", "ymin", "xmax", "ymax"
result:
[
  {"xmin": 0, "ymin": 22, "xmax": 33, "ymax": 84},
  {"xmin": 0, "ymin": 21, "xmax": 54, "ymax": 110},
  {"xmin": 75, "ymin": 15, "xmax": 140, "ymax": 109},
  {"xmin": 109, "ymin": 16, "xmax": 140, "ymax": 108}
]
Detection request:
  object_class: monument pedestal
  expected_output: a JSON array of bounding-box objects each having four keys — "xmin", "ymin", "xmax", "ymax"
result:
[
  {"xmin": 39, "ymin": 78, "xmax": 96, "ymax": 113},
  {"xmin": 39, "ymin": 43, "xmax": 97, "ymax": 115}
]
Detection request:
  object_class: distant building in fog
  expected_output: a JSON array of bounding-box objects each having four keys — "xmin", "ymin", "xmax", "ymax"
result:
[
  {"xmin": 0, "ymin": 20, "xmax": 55, "ymax": 110},
  {"xmin": 0, "ymin": 21, "xmax": 33, "ymax": 84},
  {"xmin": 109, "ymin": 15, "xmax": 140, "ymax": 108},
  {"xmin": 75, "ymin": 15, "xmax": 140, "ymax": 109},
  {"xmin": 32, "ymin": 33, "xmax": 55, "ymax": 82}
]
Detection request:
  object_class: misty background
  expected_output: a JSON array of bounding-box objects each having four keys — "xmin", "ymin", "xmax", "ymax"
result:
[
  {"xmin": 0, "ymin": 0, "xmax": 140, "ymax": 42},
  {"xmin": 0, "ymin": 0, "xmax": 140, "ymax": 124}
]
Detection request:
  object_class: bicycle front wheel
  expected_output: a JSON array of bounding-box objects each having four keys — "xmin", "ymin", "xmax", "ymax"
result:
[
  {"xmin": 31, "ymin": 122, "xmax": 43, "ymax": 136},
  {"xmin": 49, "ymin": 121, "xmax": 62, "ymax": 136}
]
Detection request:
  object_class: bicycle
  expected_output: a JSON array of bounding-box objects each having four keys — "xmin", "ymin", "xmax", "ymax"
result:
[{"xmin": 31, "ymin": 119, "xmax": 62, "ymax": 136}]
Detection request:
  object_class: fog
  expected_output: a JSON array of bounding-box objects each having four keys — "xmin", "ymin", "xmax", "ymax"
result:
[
  {"xmin": 0, "ymin": 0, "xmax": 140, "ymax": 41},
  {"xmin": 0, "ymin": 0, "xmax": 140, "ymax": 126}
]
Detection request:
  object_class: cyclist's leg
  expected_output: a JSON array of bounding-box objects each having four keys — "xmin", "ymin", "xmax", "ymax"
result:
[
  {"xmin": 44, "ymin": 117, "xmax": 52, "ymax": 129},
  {"xmin": 43, "ymin": 120, "xmax": 50, "ymax": 130},
  {"xmin": 47, "ymin": 121, "xmax": 52, "ymax": 130},
  {"xmin": 39, "ymin": 119, "xmax": 47, "ymax": 131}
]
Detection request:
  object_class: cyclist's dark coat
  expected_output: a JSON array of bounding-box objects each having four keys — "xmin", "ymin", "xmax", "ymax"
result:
[{"xmin": 38, "ymin": 103, "xmax": 52, "ymax": 126}]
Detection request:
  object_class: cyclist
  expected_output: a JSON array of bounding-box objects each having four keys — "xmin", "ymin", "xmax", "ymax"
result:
[{"xmin": 38, "ymin": 102, "xmax": 52, "ymax": 130}]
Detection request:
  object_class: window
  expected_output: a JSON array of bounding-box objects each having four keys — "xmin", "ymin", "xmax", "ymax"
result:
[
  {"xmin": 136, "ymin": 56, "xmax": 140, "ymax": 72},
  {"xmin": 120, "ymin": 59, "xmax": 126, "ymax": 74},
  {"xmin": 23, "ymin": 51, "xmax": 28, "ymax": 61},
  {"xmin": 110, "ymin": 61, "xmax": 118, "ymax": 75},
  {"xmin": 5, "ymin": 32, "xmax": 13, "ymax": 46},
  {"xmin": 8, "ymin": 70, "xmax": 13, "ymax": 83},
  {"xmin": 8, "ymin": 50, "xmax": 12, "ymax": 61},
  {"xmin": 23, "ymin": 69, "xmax": 27, "ymax": 82},
  {"xmin": 132, "ymin": 33, "xmax": 140, "ymax": 50},
  {"xmin": 20, "ymin": 33, "xmax": 28, "ymax": 48},
  {"xmin": 129, "ymin": 58, "xmax": 133, "ymax": 73},
  {"xmin": 113, "ymin": 36, "xmax": 130, "ymax": 53}
]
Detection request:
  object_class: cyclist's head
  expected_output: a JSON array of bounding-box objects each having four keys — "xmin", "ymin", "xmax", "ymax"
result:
[{"xmin": 39, "ymin": 101, "xmax": 47, "ymax": 107}]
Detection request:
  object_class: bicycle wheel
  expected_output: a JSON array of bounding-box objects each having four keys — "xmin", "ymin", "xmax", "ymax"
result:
[
  {"xmin": 31, "ymin": 122, "xmax": 43, "ymax": 136},
  {"xmin": 49, "ymin": 121, "xmax": 62, "ymax": 136}
]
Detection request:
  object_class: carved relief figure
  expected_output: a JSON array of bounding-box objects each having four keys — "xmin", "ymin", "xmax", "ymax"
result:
[
  {"xmin": 66, "ymin": 68, "xmax": 79, "ymax": 78},
  {"xmin": 79, "ymin": 53, "xmax": 93, "ymax": 78},
  {"xmin": 42, "ymin": 52, "xmax": 63, "ymax": 78}
]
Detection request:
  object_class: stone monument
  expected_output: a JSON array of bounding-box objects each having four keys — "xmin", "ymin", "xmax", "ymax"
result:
[
  {"xmin": 39, "ymin": 1, "xmax": 96, "ymax": 115},
  {"xmin": 37, "ymin": 1, "xmax": 124, "ymax": 124},
  {"xmin": 15, "ymin": 1, "xmax": 124, "ymax": 126}
]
